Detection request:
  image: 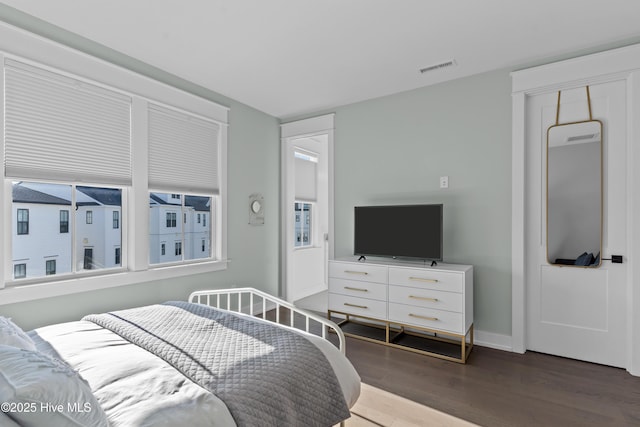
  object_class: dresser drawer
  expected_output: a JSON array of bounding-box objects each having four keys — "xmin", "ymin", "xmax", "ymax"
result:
[
  {"xmin": 329, "ymin": 262, "xmax": 388, "ymax": 284},
  {"xmin": 329, "ymin": 278, "xmax": 387, "ymax": 301},
  {"xmin": 389, "ymin": 267, "xmax": 463, "ymax": 293},
  {"xmin": 329, "ymin": 293, "xmax": 387, "ymax": 319},
  {"xmin": 388, "ymin": 302, "xmax": 463, "ymax": 334},
  {"xmin": 388, "ymin": 285, "xmax": 462, "ymax": 313}
]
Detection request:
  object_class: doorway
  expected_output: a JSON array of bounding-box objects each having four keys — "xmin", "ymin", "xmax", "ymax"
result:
[{"xmin": 281, "ymin": 114, "xmax": 334, "ymax": 303}]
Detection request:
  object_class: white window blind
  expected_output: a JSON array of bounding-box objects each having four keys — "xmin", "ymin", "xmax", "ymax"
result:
[
  {"xmin": 294, "ymin": 151, "xmax": 318, "ymax": 201},
  {"xmin": 148, "ymin": 104, "xmax": 220, "ymax": 194},
  {"xmin": 4, "ymin": 59, "xmax": 132, "ymax": 185}
]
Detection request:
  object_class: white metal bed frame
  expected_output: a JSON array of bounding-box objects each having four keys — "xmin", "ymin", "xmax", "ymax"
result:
[{"xmin": 188, "ymin": 287, "xmax": 346, "ymax": 354}]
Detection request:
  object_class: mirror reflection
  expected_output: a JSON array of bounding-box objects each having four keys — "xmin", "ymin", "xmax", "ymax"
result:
[{"xmin": 547, "ymin": 120, "xmax": 602, "ymax": 267}]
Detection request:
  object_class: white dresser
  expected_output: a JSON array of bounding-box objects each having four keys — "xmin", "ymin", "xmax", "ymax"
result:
[{"xmin": 328, "ymin": 257, "xmax": 473, "ymax": 363}]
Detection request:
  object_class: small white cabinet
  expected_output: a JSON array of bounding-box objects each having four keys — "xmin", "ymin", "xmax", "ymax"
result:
[{"xmin": 328, "ymin": 257, "xmax": 473, "ymax": 363}]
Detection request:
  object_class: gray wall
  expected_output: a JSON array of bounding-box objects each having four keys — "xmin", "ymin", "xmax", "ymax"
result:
[
  {"xmin": 0, "ymin": 7, "xmax": 281, "ymax": 330},
  {"xmin": 330, "ymin": 70, "xmax": 513, "ymax": 335}
]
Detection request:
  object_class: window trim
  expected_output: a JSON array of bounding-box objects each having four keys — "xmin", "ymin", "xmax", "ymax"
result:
[{"xmin": 0, "ymin": 23, "xmax": 229, "ymax": 304}]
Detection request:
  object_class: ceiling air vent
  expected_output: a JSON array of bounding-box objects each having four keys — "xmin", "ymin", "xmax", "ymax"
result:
[{"xmin": 420, "ymin": 59, "xmax": 457, "ymax": 74}]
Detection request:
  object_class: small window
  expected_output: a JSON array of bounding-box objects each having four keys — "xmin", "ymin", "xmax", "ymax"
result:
[
  {"xmin": 59, "ymin": 210, "xmax": 69, "ymax": 233},
  {"xmin": 17, "ymin": 209, "xmax": 29, "ymax": 235},
  {"xmin": 14, "ymin": 263, "xmax": 26, "ymax": 279},
  {"xmin": 86, "ymin": 210, "xmax": 93, "ymax": 224},
  {"xmin": 203, "ymin": 214, "xmax": 206, "ymax": 227},
  {"xmin": 46, "ymin": 259, "xmax": 56, "ymax": 275},
  {"xmin": 166, "ymin": 212, "xmax": 177, "ymax": 228},
  {"xmin": 171, "ymin": 194, "xmax": 180, "ymax": 200},
  {"xmin": 202, "ymin": 239, "xmax": 205, "ymax": 252},
  {"xmin": 115, "ymin": 247, "xmax": 121, "ymax": 265},
  {"xmin": 113, "ymin": 211, "xmax": 120, "ymax": 229},
  {"xmin": 175, "ymin": 241, "xmax": 182, "ymax": 256},
  {"xmin": 184, "ymin": 212, "xmax": 187, "ymax": 224},
  {"xmin": 161, "ymin": 243, "xmax": 166, "ymax": 256},
  {"xmin": 294, "ymin": 202, "xmax": 312, "ymax": 248},
  {"xmin": 197, "ymin": 213, "xmax": 201, "ymax": 224}
]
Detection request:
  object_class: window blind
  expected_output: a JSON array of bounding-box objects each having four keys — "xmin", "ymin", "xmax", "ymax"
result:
[
  {"xmin": 4, "ymin": 59, "xmax": 132, "ymax": 185},
  {"xmin": 294, "ymin": 152, "xmax": 317, "ymax": 201},
  {"xmin": 148, "ymin": 104, "xmax": 220, "ymax": 194}
]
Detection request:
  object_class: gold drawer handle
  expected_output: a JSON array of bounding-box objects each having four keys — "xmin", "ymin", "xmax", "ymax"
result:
[
  {"xmin": 345, "ymin": 270, "xmax": 368, "ymax": 275},
  {"xmin": 409, "ymin": 276, "xmax": 438, "ymax": 283},
  {"xmin": 409, "ymin": 313, "xmax": 438, "ymax": 321},
  {"xmin": 344, "ymin": 302, "xmax": 368, "ymax": 309},
  {"xmin": 409, "ymin": 295, "xmax": 438, "ymax": 302},
  {"xmin": 345, "ymin": 286, "xmax": 368, "ymax": 292}
]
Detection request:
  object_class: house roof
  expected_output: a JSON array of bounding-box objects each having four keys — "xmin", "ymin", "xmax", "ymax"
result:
[
  {"xmin": 12, "ymin": 183, "xmax": 71, "ymax": 206},
  {"xmin": 76, "ymin": 186, "xmax": 121, "ymax": 206}
]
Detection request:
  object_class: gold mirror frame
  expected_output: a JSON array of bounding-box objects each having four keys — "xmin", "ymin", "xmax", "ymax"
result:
[{"xmin": 546, "ymin": 87, "xmax": 603, "ymax": 268}]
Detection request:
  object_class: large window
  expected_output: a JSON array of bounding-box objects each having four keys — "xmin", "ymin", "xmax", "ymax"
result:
[{"xmin": 1, "ymin": 41, "xmax": 227, "ymax": 296}]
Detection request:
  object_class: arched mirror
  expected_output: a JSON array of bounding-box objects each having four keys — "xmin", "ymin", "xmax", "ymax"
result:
[{"xmin": 547, "ymin": 119, "xmax": 602, "ymax": 267}]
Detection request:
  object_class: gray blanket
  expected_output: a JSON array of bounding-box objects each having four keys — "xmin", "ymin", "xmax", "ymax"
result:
[{"xmin": 83, "ymin": 301, "xmax": 350, "ymax": 427}]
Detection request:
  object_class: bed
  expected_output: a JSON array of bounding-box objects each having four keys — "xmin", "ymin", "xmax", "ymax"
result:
[{"xmin": 0, "ymin": 288, "xmax": 360, "ymax": 427}]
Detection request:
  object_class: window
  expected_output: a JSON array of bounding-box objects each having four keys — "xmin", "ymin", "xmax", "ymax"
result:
[
  {"xmin": 161, "ymin": 243, "xmax": 166, "ymax": 256},
  {"xmin": 84, "ymin": 248, "xmax": 93, "ymax": 270},
  {"xmin": 14, "ymin": 264, "xmax": 26, "ymax": 279},
  {"xmin": 203, "ymin": 214, "xmax": 206, "ymax": 227},
  {"xmin": 46, "ymin": 260, "xmax": 56, "ymax": 275},
  {"xmin": 294, "ymin": 202, "xmax": 312, "ymax": 248},
  {"xmin": 150, "ymin": 193, "xmax": 213, "ymax": 264},
  {"xmin": 2, "ymin": 44, "xmax": 227, "ymax": 296},
  {"xmin": 17, "ymin": 209, "xmax": 29, "ymax": 235},
  {"xmin": 197, "ymin": 213, "xmax": 201, "ymax": 224},
  {"xmin": 60, "ymin": 210, "xmax": 69, "ymax": 233},
  {"xmin": 166, "ymin": 212, "xmax": 177, "ymax": 228}
]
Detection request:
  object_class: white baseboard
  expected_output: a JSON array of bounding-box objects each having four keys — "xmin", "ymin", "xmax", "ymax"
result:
[{"xmin": 473, "ymin": 329, "xmax": 513, "ymax": 352}]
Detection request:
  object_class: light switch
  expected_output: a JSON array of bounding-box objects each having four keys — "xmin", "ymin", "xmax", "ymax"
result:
[{"xmin": 440, "ymin": 176, "xmax": 449, "ymax": 189}]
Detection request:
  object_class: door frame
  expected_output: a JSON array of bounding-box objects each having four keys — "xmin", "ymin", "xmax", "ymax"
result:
[
  {"xmin": 511, "ymin": 44, "xmax": 640, "ymax": 375},
  {"xmin": 280, "ymin": 114, "xmax": 335, "ymax": 301}
]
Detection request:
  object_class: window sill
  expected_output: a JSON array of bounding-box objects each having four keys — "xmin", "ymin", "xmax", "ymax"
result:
[{"xmin": 0, "ymin": 259, "xmax": 229, "ymax": 306}]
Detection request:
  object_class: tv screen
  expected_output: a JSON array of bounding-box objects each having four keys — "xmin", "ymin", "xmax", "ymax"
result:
[{"xmin": 354, "ymin": 204, "xmax": 443, "ymax": 261}]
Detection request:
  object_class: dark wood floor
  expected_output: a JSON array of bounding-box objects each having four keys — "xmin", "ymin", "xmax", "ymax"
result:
[{"xmin": 343, "ymin": 337, "xmax": 640, "ymax": 427}]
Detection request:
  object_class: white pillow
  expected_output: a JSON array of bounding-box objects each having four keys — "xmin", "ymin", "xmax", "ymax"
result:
[
  {"xmin": 0, "ymin": 317, "xmax": 36, "ymax": 351},
  {"xmin": 0, "ymin": 345, "xmax": 109, "ymax": 427}
]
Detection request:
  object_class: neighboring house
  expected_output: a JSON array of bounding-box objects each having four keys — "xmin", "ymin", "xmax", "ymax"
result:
[
  {"xmin": 12, "ymin": 183, "xmax": 72, "ymax": 279},
  {"xmin": 149, "ymin": 193, "xmax": 211, "ymax": 264},
  {"xmin": 11, "ymin": 184, "xmax": 210, "ymax": 280}
]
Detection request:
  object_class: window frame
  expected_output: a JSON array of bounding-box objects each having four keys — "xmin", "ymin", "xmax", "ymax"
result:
[{"xmin": 0, "ymin": 31, "xmax": 229, "ymax": 305}]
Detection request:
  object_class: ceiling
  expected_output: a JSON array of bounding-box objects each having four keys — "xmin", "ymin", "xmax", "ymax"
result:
[{"xmin": 2, "ymin": 0, "xmax": 640, "ymax": 119}]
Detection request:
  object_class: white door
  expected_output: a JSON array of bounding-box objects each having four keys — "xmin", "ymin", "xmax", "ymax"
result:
[
  {"xmin": 525, "ymin": 81, "xmax": 628, "ymax": 367},
  {"xmin": 281, "ymin": 115, "xmax": 334, "ymax": 303}
]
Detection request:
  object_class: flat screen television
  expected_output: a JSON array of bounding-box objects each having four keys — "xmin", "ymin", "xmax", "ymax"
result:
[{"xmin": 354, "ymin": 204, "xmax": 443, "ymax": 261}]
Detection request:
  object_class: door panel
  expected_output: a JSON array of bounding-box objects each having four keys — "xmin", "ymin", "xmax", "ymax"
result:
[{"xmin": 525, "ymin": 81, "xmax": 627, "ymax": 367}]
